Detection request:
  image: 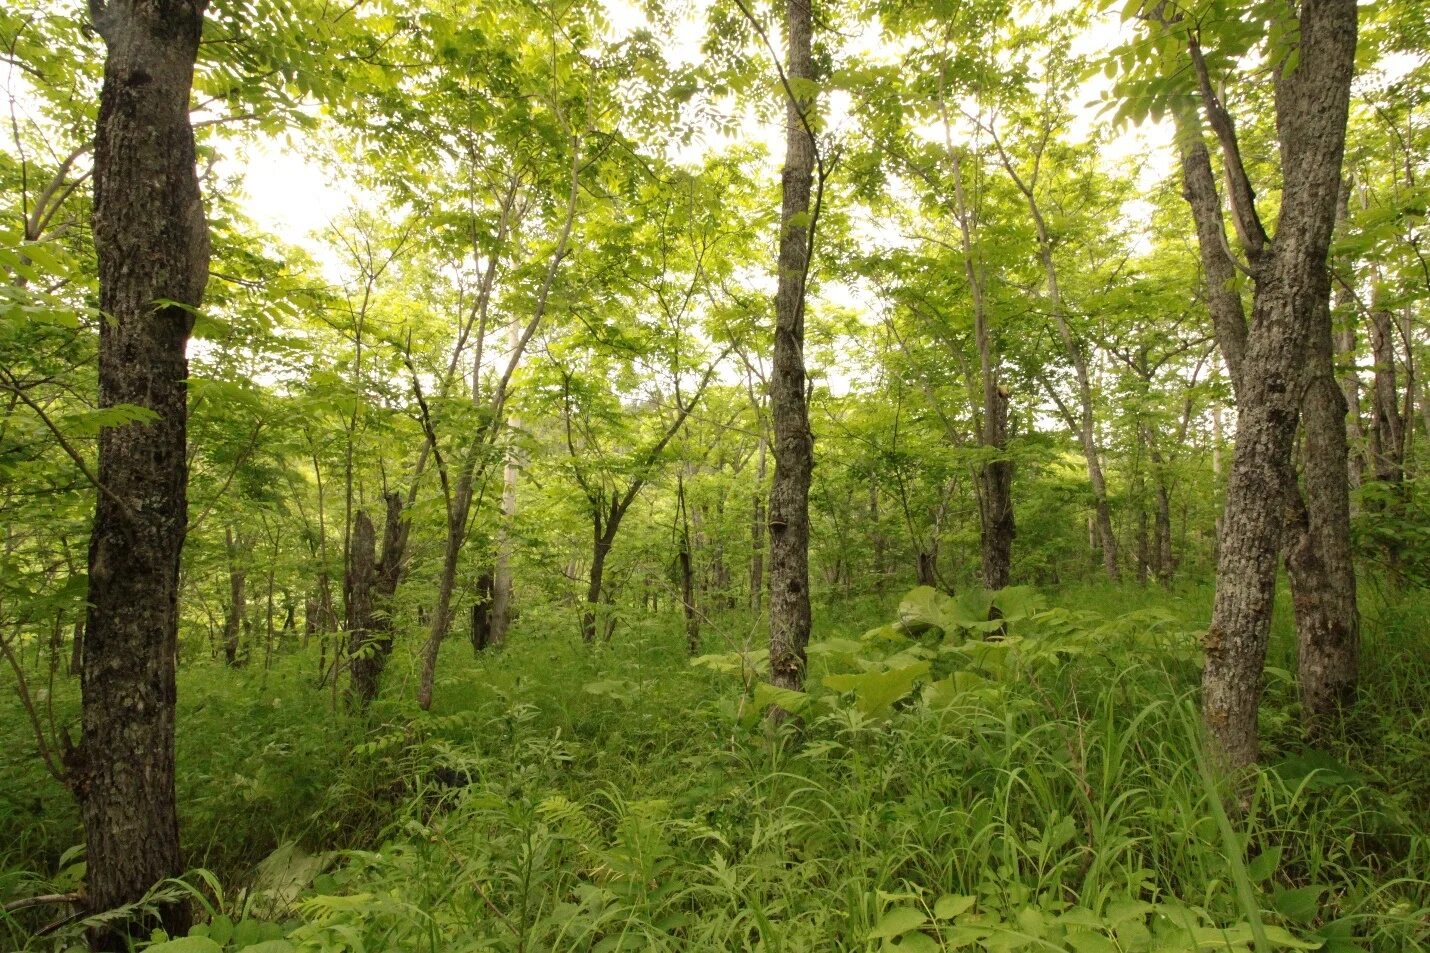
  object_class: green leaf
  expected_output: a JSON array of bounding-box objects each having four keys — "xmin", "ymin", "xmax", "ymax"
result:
[
  {"xmin": 1262, "ymin": 925, "xmax": 1323, "ymax": 949},
  {"xmin": 1066, "ymin": 931, "xmax": 1119, "ymax": 953},
  {"xmin": 885, "ymin": 932, "xmax": 940, "ymax": 952},
  {"xmin": 823, "ymin": 661, "xmax": 930, "ymax": 716},
  {"xmin": 1247, "ymin": 846, "xmax": 1283, "ymax": 883},
  {"xmin": 933, "ymin": 894, "xmax": 975, "ymax": 919},
  {"xmin": 1271, "ymin": 885, "xmax": 1327, "ymax": 924},
  {"xmin": 145, "ymin": 938, "xmax": 224, "ymax": 953},
  {"xmin": 870, "ymin": 906, "xmax": 927, "ymax": 939}
]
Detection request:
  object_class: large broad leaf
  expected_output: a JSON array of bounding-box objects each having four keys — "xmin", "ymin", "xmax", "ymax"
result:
[
  {"xmin": 748, "ymin": 682, "xmax": 811, "ymax": 722},
  {"xmin": 991, "ymin": 586, "xmax": 1045, "ymax": 623},
  {"xmin": 823, "ymin": 661, "xmax": 930, "ymax": 716},
  {"xmin": 870, "ymin": 906, "xmax": 927, "ymax": 939},
  {"xmin": 898, "ymin": 586, "xmax": 1000, "ymax": 636}
]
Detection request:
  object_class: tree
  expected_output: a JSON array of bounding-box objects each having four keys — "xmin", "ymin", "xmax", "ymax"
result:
[
  {"xmin": 1126, "ymin": 0, "xmax": 1360, "ymax": 767},
  {"xmin": 71, "ymin": 0, "xmax": 209, "ymax": 945},
  {"xmin": 762, "ymin": 0, "xmax": 819, "ymax": 697}
]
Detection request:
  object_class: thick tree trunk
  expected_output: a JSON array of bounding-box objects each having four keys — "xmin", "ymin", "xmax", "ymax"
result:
[
  {"xmin": 768, "ymin": 0, "xmax": 816, "ymax": 697},
  {"xmin": 1201, "ymin": 0, "xmax": 1357, "ymax": 771},
  {"xmin": 72, "ymin": 1, "xmax": 209, "ymax": 945}
]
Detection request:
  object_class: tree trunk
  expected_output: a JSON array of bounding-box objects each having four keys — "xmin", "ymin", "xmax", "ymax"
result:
[
  {"xmin": 222, "ymin": 527, "xmax": 246, "ymax": 667},
  {"xmin": 583, "ymin": 530, "xmax": 613, "ymax": 644},
  {"xmin": 1200, "ymin": 0, "xmax": 1357, "ymax": 771},
  {"xmin": 490, "ymin": 446, "xmax": 517, "ymax": 646},
  {"xmin": 679, "ymin": 545, "xmax": 698, "ymax": 654},
  {"xmin": 750, "ymin": 435, "xmax": 766, "ymax": 614},
  {"xmin": 768, "ymin": 0, "xmax": 816, "ymax": 698},
  {"xmin": 346, "ymin": 492, "xmax": 407, "ymax": 707},
  {"xmin": 978, "ymin": 384, "xmax": 1015, "ymax": 590},
  {"xmin": 470, "ymin": 571, "xmax": 494, "ymax": 653},
  {"xmin": 1368, "ymin": 299, "xmax": 1404, "ymax": 484},
  {"xmin": 73, "ymin": 1, "xmax": 209, "ymax": 945},
  {"xmin": 916, "ymin": 549, "xmax": 938, "ymax": 587}
]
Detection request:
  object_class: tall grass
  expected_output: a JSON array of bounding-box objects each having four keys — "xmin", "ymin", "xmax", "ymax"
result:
[{"xmin": 1, "ymin": 585, "xmax": 1426, "ymax": 951}]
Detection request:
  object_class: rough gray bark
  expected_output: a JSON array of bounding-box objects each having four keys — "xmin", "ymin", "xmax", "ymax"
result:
[
  {"xmin": 1286, "ymin": 301, "xmax": 1359, "ymax": 729},
  {"xmin": 767, "ymin": 0, "xmax": 816, "ymax": 696},
  {"xmin": 1192, "ymin": 0, "xmax": 1358, "ymax": 770},
  {"xmin": 71, "ymin": 0, "xmax": 209, "ymax": 945}
]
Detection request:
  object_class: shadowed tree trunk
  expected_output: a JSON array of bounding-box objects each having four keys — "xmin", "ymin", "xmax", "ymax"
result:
[
  {"xmin": 346, "ymin": 492, "xmax": 408, "ymax": 707},
  {"xmin": 470, "ymin": 571, "xmax": 494, "ymax": 653},
  {"xmin": 70, "ymin": 0, "xmax": 210, "ymax": 945},
  {"xmin": 767, "ymin": 0, "xmax": 816, "ymax": 698}
]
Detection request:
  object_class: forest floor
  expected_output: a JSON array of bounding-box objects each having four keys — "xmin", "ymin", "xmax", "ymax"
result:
[{"xmin": 2, "ymin": 582, "xmax": 1428, "ymax": 952}]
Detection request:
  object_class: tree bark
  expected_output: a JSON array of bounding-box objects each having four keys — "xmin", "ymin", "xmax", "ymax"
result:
[
  {"xmin": 470, "ymin": 570, "xmax": 494, "ymax": 653},
  {"xmin": 1368, "ymin": 298, "xmax": 1405, "ymax": 484},
  {"xmin": 978, "ymin": 384, "xmax": 1015, "ymax": 590},
  {"xmin": 1198, "ymin": 0, "xmax": 1357, "ymax": 771},
  {"xmin": 750, "ymin": 434, "xmax": 766, "ymax": 614},
  {"xmin": 1286, "ymin": 309, "xmax": 1359, "ymax": 730},
  {"xmin": 222, "ymin": 527, "xmax": 246, "ymax": 667},
  {"xmin": 768, "ymin": 0, "xmax": 816, "ymax": 697},
  {"xmin": 346, "ymin": 492, "xmax": 406, "ymax": 707},
  {"xmin": 72, "ymin": 0, "xmax": 209, "ymax": 945}
]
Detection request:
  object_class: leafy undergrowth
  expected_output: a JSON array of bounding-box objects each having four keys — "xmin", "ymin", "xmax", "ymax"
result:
[{"xmin": 2, "ymin": 585, "xmax": 1427, "ymax": 952}]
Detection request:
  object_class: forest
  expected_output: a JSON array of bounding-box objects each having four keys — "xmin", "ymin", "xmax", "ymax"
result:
[{"xmin": 0, "ymin": 0, "xmax": 1427, "ymax": 949}]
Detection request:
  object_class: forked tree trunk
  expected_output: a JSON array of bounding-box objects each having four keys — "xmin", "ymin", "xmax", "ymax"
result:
[
  {"xmin": 72, "ymin": 1, "xmax": 210, "ymax": 945},
  {"xmin": 1195, "ymin": 0, "xmax": 1357, "ymax": 770},
  {"xmin": 767, "ymin": 0, "xmax": 816, "ymax": 697}
]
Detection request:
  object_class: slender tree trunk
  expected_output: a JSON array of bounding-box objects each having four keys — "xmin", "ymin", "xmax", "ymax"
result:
[
  {"xmin": 1368, "ymin": 299, "xmax": 1405, "ymax": 484},
  {"xmin": 72, "ymin": 1, "xmax": 209, "ymax": 944},
  {"xmin": 583, "ymin": 527, "xmax": 614, "ymax": 644},
  {"xmin": 470, "ymin": 571, "xmax": 494, "ymax": 653},
  {"xmin": 978, "ymin": 385, "xmax": 1015, "ymax": 590},
  {"xmin": 750, "ymin": 435, "xmax": 766, "ymax": 614},
  {"xmin": 944, "ymin": 102, "xmax": 1013, "ymax": 592},
  {"xmin": 491, "ymin": 440, "xmax": 518, "ymax": 646},
  {"xmin": 222, "ymin": 527, "xmax": 246, "ymax": 666},
  {"xmin": 768, "ymin": 0, "xmax": 816, "ymax": 697}
]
